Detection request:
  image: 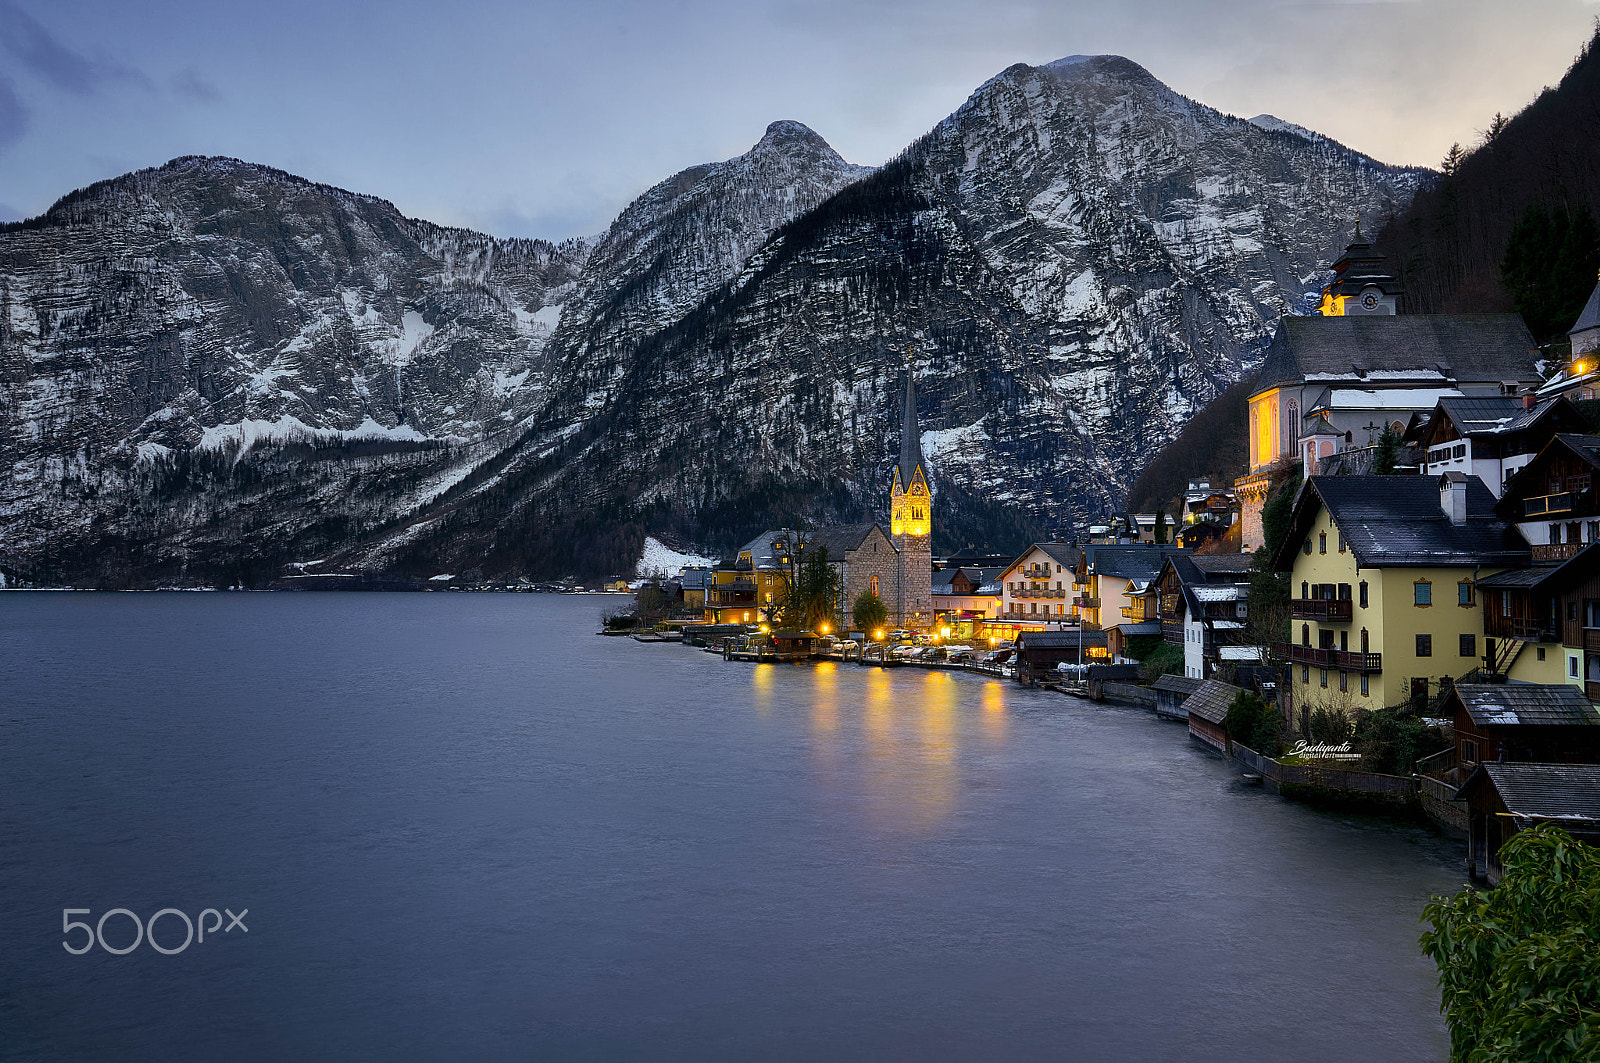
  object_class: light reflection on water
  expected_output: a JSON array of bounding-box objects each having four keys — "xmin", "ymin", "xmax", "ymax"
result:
[{"xmin": 2, "ymin": 595, "xmax": 1462, "ymax": 1063}]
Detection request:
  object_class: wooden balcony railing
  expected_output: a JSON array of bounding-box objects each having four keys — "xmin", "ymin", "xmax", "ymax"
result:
[
  {"xmin": 1524, "ymin": 492, "xmax": 1574, "ymax": 516},
  {"xmin": 1074, "ymin": 597, "xmax": 1101, "ymax": 609},
  {"xmin": 1271, "ymin": 643, "xmax": 1382, "ymax": 672},
  {"xmin": 1485, "ymin": 616, "xmax": 1558, "ymax": 642},
  {"xmin": 1291, "ymin": 599, "xmax": 1352, "ymax": 622},
  {"xmin": 1588, "ymin": 680, "xmax": 1600, "ymax": 702},
  {"xmin": 1532, "ymin": 542, "xmax": 1584, "ymax": 561}
]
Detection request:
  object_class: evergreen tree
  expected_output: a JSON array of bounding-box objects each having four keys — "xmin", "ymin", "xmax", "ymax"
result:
[
  {"xmin": 852, "ymin": 590, "xmax": 889, "ymax": 636},
  {"xmin": 1372, "ymin": 425, "xmax": 1402, "ymax": 475},
  {"xmin": 1502, "ymin": 201, "xmax": 1600, "ymax": 342}
]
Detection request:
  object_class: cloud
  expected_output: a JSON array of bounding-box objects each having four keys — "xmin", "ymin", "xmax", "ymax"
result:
[
  {"xmin": 0, "ymin": 74, "xmax": 26, "ymax": 152},
  {"xmin": 170, "ymin": 66, "xmax": 221, "ymax": 103},
  {"xmin": 0, "ymin": 0, "xmax": 151, "ymax": 94}
]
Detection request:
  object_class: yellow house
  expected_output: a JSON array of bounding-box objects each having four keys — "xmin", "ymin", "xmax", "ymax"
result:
[{"xmin": 1271, "ymin": 473, "xmax": 1530, "ymax": 724}]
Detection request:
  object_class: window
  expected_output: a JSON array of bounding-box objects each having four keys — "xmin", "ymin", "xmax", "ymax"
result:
[
  {"xmin": 1573, "ymin": 655, "xmax": 1582, "ymax": 679},
  {"xmin": 1319, "ymin": 629, "xmax": 1335, "ymax": 649},
  {"xmin": 1416, "ymin": 633, "xmax": 1433, "ymax": 657},
  {"xmin": 1361, "ymin": 629, "xmax": 1369, "ymax": 653},
  {"xmin": 1551, "ymin": 523, "xmax": 1563, "ymax": 545},
  {"xmin": 1571, "ymin": 602, "xmax": 1580, "ymax": 622},
  {"xmin": 1359, "ymin": 582, "xmax": 1368, "ymax": 609},
  {"xmin": 1302, "ymin": 665, "xmax": 1310, "ymax": 683},
  {"xmin": 1458, "ymin": 581, "xmax": 1474, "ymax": 606},
  {"xmin": 1537, "ymin": 647, "xmax": 1547, "ymax": 661},
  {"xmin": 1301, "ymin": 623, "xmax": 1311, "ymax": 646},
  {"xmin": 1302, "ymin": 540, "xmax": 1312, "ymax": 555},
  {"xmin": 1460, "ymin": 633, "xmax": 1476, "ymax": 657},
  {"xmin": 1360, "ymin": 673, "xmax": 1369, "ymax": 696},
  {"xmin": 868, "ymin": 575, "xmax": 879, "ymax": 596},
  {"xmin": 1337, "ymin": 529, "xmax": 1346, "ymax": 553},
  {"xmin": 1320, "ymin": 668, "xmax": 1328, "ymax": 688},
  {"xmin": 1591, "ymin": 521, "xmax": 1600, "ymax": 543},
  {"xmin": 1301, "ymin": 581, "xmax": 1309, "ymax": 600},
  {"xmin": 1318, "ymin": 532, "xmax": 1327, "ymax": 554},
  {"xmin": 1414, "ymin": 581, "xmax": 1432, "ymax": 607},
  {"xmin": 1339, "ymin": 671, "xmax": 1348, "ymax": 693},
  {"xmin": 1588, "ymin": 601, "xmax": 1600, "ymax": 630},
  {"xmin": 1463, "ymin": 740, "xmax": 1479, "ymax": 765}
]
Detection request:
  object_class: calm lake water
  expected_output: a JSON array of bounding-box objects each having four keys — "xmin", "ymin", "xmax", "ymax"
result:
[{"xmin": 1, "ymin": 593, "xmax": 1459, "ymax": 1061}]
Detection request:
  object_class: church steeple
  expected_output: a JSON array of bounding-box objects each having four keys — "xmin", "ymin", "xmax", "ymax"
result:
[
  {"xmin": 890, "ymin": 358, "xmax": 930, "ymax": 538},
  {"xmin": 1317, "ymin": 222, "xmax": 1403, "ymax": 316}
]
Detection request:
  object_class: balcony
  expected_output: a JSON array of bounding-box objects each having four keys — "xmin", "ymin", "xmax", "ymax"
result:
[
  {"xmin": 1074, "ymin": 597, "xmax": 1101, "ymax": 609},
  {"xmin": 1485, "ymin": 616, "xmax": 1558, "ymax": 642},
  {"xmin": 1121, "ymin": 605, "xmax": 1149, "ymax": 621},
  {"xmin": 1008, "ymin": 586, "xmax": 1066, "ymax": 599},
  {"xmin": 1587, "ymin": 629, "xmax": 1600, "ymax": 652},
  {"xmin": 1589, "ymin": 681, "xmax": 1600, "ymax": 702},
  {"xmin": 1524, "ymin": 492, "xmax": 1574, "ymax": 516},
  {"xmin": 707, "ymin": 581, "xmax": 757, "ymax": 607},
  {"xmin": 1532, "ymin": 542, "xmax": 1584, "ymax": 562},
  {"xmin": 1271, "ymin": 643, "xmax": 1382, "ymax": 672},
  {"xmin": 1291, "ymin": 599, "xmax": 1352, "ymax": 622}
]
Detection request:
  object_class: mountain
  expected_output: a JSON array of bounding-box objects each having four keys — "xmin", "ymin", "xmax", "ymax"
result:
[
  {"xmin": 0, "ymin": 57, "xmax": 1428, "ymax": 586},
  {"xmin": 339, "ymin": 55, "xmax": 1427, "ymax": 581}
]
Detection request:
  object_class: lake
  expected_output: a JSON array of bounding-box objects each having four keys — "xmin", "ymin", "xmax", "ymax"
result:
[{"xmin": 0, "ymin": 593, "xmax": 1458, "ymax": 1061}]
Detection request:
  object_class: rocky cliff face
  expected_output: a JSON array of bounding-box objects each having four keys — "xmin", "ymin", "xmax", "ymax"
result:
[
  {"xmin": 0, "ymin": 58, "xmax": 1429, "ymax": 586},
  {"xmin": 342, "ymin": 56, "xmax": 1427, "ymax": 580}
]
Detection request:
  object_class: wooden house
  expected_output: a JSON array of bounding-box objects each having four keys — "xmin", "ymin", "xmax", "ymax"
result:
[
  {"xmin": 1152, "ymin": 673, "xmax": 1203, "ymax": 721},
  {"xmin": 1445, "ymin": 684, "xmax": 1600, "ymax": 783},
  {"xmin": 1457, "ymin": 762, "xmax": 1600, "ymax": 884},
  {"xmin": 1185, "ymin": 679, "xmax": 1244, "ymax": 753},
  {"xmin": 1015, "ymin": 629, "xmax": 1108, "ymax": 677}
]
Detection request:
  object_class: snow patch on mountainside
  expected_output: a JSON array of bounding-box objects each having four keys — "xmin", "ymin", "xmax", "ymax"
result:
[
  {"xmin": 198, "ymin": 415, "xmax": 431, "ymax": 454},
  {"xmin": 636, "ymin": 537, "xmax": 716, "ymax": 578}
]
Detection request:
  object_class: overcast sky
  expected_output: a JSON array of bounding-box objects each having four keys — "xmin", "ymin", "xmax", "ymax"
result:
[{"xmin": 0, "ymin": 0, "xmax": 1595, "ymax": 238}]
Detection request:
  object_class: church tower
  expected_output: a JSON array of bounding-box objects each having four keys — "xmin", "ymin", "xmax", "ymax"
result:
[
  {"xmin": 889, "ymin": 360, "xmax": 934, "ymax": 630},
  {"xmin": 1316, "ymin": 221, "xmax": 1403, "ymax": 316}
]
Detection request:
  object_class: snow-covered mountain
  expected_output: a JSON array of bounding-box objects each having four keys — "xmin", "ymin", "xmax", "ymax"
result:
[
  {"xmin": 0, "ymin": 57, "xmax": 1429, "ymax": 586},
  {"xmin": 338, "ymin": 55, "xmax": 1427, "ymax": 581}
]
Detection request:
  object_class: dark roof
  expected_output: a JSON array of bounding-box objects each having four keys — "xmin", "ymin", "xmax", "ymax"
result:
[
  {"xmin": 1152, "ymin": 674, "xmax": 1204, "ymax": 697},
  {"xmin": 1005, "ymin": 542, "xmax": 1079, "ymax": 576},
  {"xmin": 1477, "ymin": 544, "xmax": 1600, "ymax": 593},
  {"xmin": 1252, "ymin": 314, "xmax": 1540, "ymax": 394},
  {"xmin": 1018, "ymin": 629, "xmax": 1107, "ymax": 648},
  {"xmin": 1450, "ymin": 683, "xmax": 1600, "ymax": 728},
  {"xmin": 679, "ymin": 567, "xmax": 711, "ymax": 590},
  {"xmin": 1458, "ymin": 762, "xmax": 1600, "ymax": 821},
  {"xmin": 1185, "ymin": 679, "xmax": 1243, "ymax": 725},
  {"xmin": 1571, "ymin": 278, "xmax": 1600, "ymax": 337},
  {"xmin": 1085, "ymin": 544, "xmax": 1186, "ymax": 583},
  {"xmin": 1474, "ymin": 567, "xmax": 1551, "ymax": 590},
  {"xmin": 1190, "ymin": 555, "xmax": 1253, "ymax": 575},
  {"xmin": 808, "ymin": 523, "xmax": 884, "ymax": 558},
  {"xmin": 1274, "ymin": 475, "xmax": 1529, "ymax": 570},
  {"xmin": 1426, "ymin": 395, "xmax": 1584, "ymax": 444},
  {"xmin": 737, "ymin": 529, "xmax": 798, "ymax": 569}
]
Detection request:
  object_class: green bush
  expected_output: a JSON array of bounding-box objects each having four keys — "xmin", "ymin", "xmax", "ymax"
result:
[
  {"xmin": 1224, "ymin": 691, "xmax": 1282, "ymax": 756},
  {"xmin": 1138, "ymin": 642, "xmax": 1183, "ymax": 683},
  {"xmin": 1308, "ymin": 706, "xmax": 1354, "ymax": 745},
  {"xmin": 1353, "ymin": 707, "xmax": 1450, "ymax": 775},
  {"xmin": 1422, "ymin": 824, "xmax": 1600, "ymax": 1061}
]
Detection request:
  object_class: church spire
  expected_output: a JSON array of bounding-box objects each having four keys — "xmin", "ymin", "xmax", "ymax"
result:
[
  {"xmin": 895, "ymin": 354, "xmax": 925, "ymax": 489},
  {"xmin": 890, "ymin": 353, "xmax": 930, "ymax": 539}
]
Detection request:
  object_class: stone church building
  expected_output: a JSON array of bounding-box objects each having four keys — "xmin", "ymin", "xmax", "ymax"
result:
[{"xmin": 726, "ymin": 366, "xmax": 934, "ymax": 630}]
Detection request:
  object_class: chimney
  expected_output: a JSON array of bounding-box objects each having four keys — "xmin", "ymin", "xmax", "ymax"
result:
[
  {"xmin": 1440, "ymin": 473, "xmax": 1468, "ymax": 525},
  {"xmin": 1522, "ymin": 392, "xmax": 1536, "ymax": 410}
]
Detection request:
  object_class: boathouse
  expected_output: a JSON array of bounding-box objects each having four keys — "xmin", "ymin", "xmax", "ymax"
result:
[
  {"xmin": 1151, "ymin": 674, "xmax": 1203, "ymax": 721},
  {"xmin": 1185, "ymin": 679, "xmax": 1244, "ymax": 753},
  {"xmin": 1445, "ymin": 683, "xmax": 1600, "ymax": 783},
  {"xmin": 1457, "ymin": 762, "xmax": 1600, "ymax": 884}
]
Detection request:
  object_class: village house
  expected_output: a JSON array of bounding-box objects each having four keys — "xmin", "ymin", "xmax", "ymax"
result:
[
  {"xmin": 932, "ymin": 563, "xmax": 1003, "ymax": 634},
  {"xmin": 1408, "ymin": 394, "xmax": 1588, "ymax": 496},
  {"xmin": 1269, "ymin": 473, "xmax": 1528, "ymax": 727},
  {"xmin": 1073, "ymin": 544, "xmax": 1185, "ymax": 631},
  {"xmin": 1235, "ymin": 230, "xmax": 1542, "ymax": 549},
  {"xmin": 996, "ymin": 543, "xmax": 1077, "ymax": 625},
  {"xmin": 1150, "ymin": 554, "xmax": 1259, "ymax": 680}
]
